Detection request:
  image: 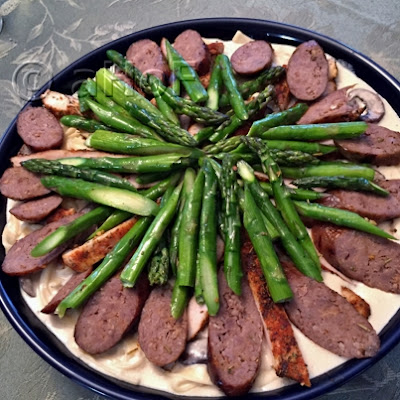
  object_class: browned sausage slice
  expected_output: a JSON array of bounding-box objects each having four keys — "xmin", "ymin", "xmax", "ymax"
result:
[
  {"xmin": 335, "ymin": 124, "xmax": 400, "ymax": 165},
  {"xmin": 287, "ymin": 40, "xmax": 329, "ymax": 101},
  {"xmin": 241, "ymin": 236, "xmax": 310, "ymax": 387},
  {"xmin": 208, "ymin": 268, "xmax": 263, "ymax": 397},
  {"xmin": 2, "ymin": 212, "xmax": 83, "ymax": 276},
  {"xmin": 231, "ymin": 40, "xmax": 273, "ymax": 76},
  {"xmin": 319, "ymin": 179, "xmax": 400, "ymax": 222},
  {"xmin": 138, "ymin": 285, "xmax": 187, "ymax": 367},
  {"xmin": 10, "ymin": 194, "xmax": 63, "ymax": 222},
  {"xmin": 173, "ymin": 29, "xmax": 211, "ymax": 75},
  {"xmin": 74, "ymin": 273, "xmax": 150, "ymax": 354},
  {"xmin": 281, "ymin": 258, "xmax": 380, "ymax": 358},
  {"xmin": 312, "ymin": 223, "xmax": 400, "ymax": 294},
  {"xmin": 297, "ymin": 86, "xmax": 363, "ymax": 124},
  {"xmin": 126, "ymin": 39, "xmax": 169, "ymax": 82},
  {"xmin": 0, "ymin": 167, "xmax": 51, "ymax": 200},
  {"xmin": 17, "ymin": 107, "xmax": 64, "ymax": 151},
  {"xmin": 41, "ymin": 267, "xmax": 93, "ymax": 314}
]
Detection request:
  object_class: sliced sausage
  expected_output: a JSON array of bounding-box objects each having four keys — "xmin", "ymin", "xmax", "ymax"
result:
[
  {"xmin": 335, "ymin": 124, "xmax": 400, "ymax": 165},
  {"xmin": 10, "ymin": 194, "xmax": 63, "ymax": 222},
  {"xmin": 208, "ymin": 268, "xmax": 263, "ymax": 397},
  {"xmin": 173, "ymin": 29, "xmax": 211, "ymax": 75},
  {"xmin": 0, "ymin": 167, "xmax": 51, "ymax": 200},
  {"xmin": 74, "ymin": 273, "xmax": 150, "ymax": 354},
  {"xmin": 62, "ymin": 217, "xmax": 137, "ymax": 272},
  {"xmin": 138, "ymin": 285, "xmax": 187, "ymax": 367},
  {"xmin": 16, "ymin": 107, "xmax": 64, "ymax": 151},
  {"xmin": 187, "ymin": 296, "xmax": 208, "ymax": 341},
  {"xmin": 241, "ymin": 236, "xmax": 310, "ymax": 387},
  {"xmin": 2, "ymin": 213, "xmax": 83, "ymax": 276},
  {"xmin": 281, "ymin": 258, "xmax": 380, "ymax": 358},
  {"xmin": 231, "ymin": 40, "xmax": 274, "ymax": 76},
  {"xmin": 126, "ymin": 39, "xmax": 169, "ymax": 82},
  {"xmin": 297, "ymin": 86, "xmax": 363, "ymax": 124},
  {"xmin": 41, "ymin": 267, "xmax": 93, "ymax": 314},
  {"xmin": 312, "ymin": 223, "xmax": 400, "ymax": 294},
  {"xmin": 287, "ymin": 40, "xmax": 329, "ymax": 101},
  {"xmin": 319, "ymin": 179, "xmax": 400, "ymax": 222}
]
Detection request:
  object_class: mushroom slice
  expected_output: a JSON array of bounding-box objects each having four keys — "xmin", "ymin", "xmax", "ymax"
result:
[{"xmin": 347, "ymin": 88, "xmax": 385, "ymax": 122}]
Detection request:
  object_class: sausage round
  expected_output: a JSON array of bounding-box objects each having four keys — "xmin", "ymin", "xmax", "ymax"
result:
[
  {"xmin": 208, "ymin": 268, "xmax": 263, "ymax": 397},
  {"xmin": 336, "ymin": 124, "xmax": 400, "ymax": 165},
  {"xmin": 319, "ymin": 179, "xmax": 400, "ymax": 222},
  {"xmin": 297, "ymin": 86, "xmax": 363, "ymax": 124},
  {"xmin": 126, "ymin": 39, "xmax": 169, "ymax": 82},
  {"xmin": 287, "ymin": 40, "xmax": 329, "ymax": 101},
  {"xmin": 138, "ymin": 285, "xmax": 187, "ymax": 367},
  {"xmin": 173, "ymin": 29, "xmax": 211, "ymax": 75},
  {"xmin": 0, "ymin": 167, "xmax": 51, "ymax": 200},
  {"xmin": 312, "ymin": 223, "xmax": 400, "ymax": 294},
  {"xmin": 2, "ymin": 213, "xmax": 82, "ymax": 276},
  {"xmin": 10, "ymin": 194, "xmax": 63, "ymax": 222},
  {"xmin": 17, "ymin": 107, "xmax": 64, "ymax": 151},
  {"xmin": 282, "ymin": 259, "xmax": 380, "ymax": 358},
  {"xmin": 74, "ymin": 273, "xmax": 150, "ymax": 354},
  {"xmin": 231, "ymin": 40, "xmax": 273, "ymax": 76}
]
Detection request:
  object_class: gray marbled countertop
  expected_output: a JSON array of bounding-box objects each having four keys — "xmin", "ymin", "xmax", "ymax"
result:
[{"xmin": 1, "ymin": 1, "xmax": 400, "ymax": 399}]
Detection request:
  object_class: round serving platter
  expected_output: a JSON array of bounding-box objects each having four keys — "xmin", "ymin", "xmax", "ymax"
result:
[{"xmin": 1, "ymin": 17, "xmax": 400, "ymax": 400}]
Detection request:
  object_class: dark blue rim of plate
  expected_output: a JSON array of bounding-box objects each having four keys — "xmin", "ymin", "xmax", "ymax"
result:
[{"xmin": 1, "ymin": 17, "xmax": 400, "ymax": 400}]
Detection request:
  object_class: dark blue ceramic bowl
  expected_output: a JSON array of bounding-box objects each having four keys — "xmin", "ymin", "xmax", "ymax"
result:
[{"xmin": 1, "ymin": 18, "xmax": 400, "ymax": 400}]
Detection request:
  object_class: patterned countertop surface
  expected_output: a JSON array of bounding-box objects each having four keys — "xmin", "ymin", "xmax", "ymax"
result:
[{"xmin": 1, "ymin": 1, "xmax": 400, "ymax": 399}]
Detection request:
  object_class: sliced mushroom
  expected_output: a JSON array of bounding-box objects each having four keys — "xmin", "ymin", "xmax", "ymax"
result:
[{"xmin": 347, "ymin": 88, "xmax": 385, "ymax": 122}]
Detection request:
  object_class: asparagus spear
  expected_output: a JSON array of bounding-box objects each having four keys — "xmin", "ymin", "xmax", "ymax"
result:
[
  {"xmin": 243, "ymin": 186, "xmax": 293, "ymax": 302},
  {"xmin": 243, "ymin": 137, "xmax": 321, "ymax": 269},
  {"xmin": 219, "ymin": 66, "xmax": 285, "ymax": 107},
  {"xmin": 263, "ymin": 140, "xmax": 336, "ymax": 155},
  {"xmin": 193, "ymin": 126, "xmax": 214, "ymax": 144},
  {"xmin": 86, "ymin": 130, "xmax": 203, "ymax": 158},
  {"xmin": 120, "ymin": 182, "xmax": 183, "ymax": 287},
  {"xmin": 22, "ymin": 158, "xmax": 138, "ymax": 193},
  {"xmin": 169, "ymin": 168, "xmax": 196, "ymax": 277},
  {"xmin": 281, "ymin": 161, "xmax": 376, "ymax": 180},
  {"xmin": 221, "ymin": 154, "xmax": 242, "ymax": 295},
  {"xmin": 78, "ymin": 80, "xmax": 91, "ymax": 112},
  {"xmin": 218, "ymin": 54, "xmax": 248, "ymax": 120},
  {"xmin": 248, "ymin": 103, "xmax": 308, "ymax": 137},
  {"xmin": 60, "ymin": 115, "xmax": 112, "ymax": 133},
  {"xmin": 57, "ymin": 153, "xmax": 195, "ymax": 174},
  {"xmin": 171, "ymin": 285, "xmax": 190, "ymax": 319},
  {"xmin": 177, "ymin": 169, "xmax": 204, "ymax": 287},
  {"xmin": 237, "ymin": 161, "xmax": 322, "ymax": 281},
  {"xmin": 41, "ymin": 176, "xmax": 159, "ymax": 216},
  {"xmin": 206, "ymin": 61, "xmax": 222, "ymax": 110},
  {"xmin": 260, "ymin": 121, "xmax": 368, "ymax": 141},
  {"xmin": 165, "ymin": 46, "xmax": 181, "ymax": 95},
  {"xmin": 86, "ymin": 98, "xmax": 161, "ymax": 140},
  {"xmin": 56, "ymin": 216, "xmax": 152, "ymax": 317},
  {"xmin": 31, "ymin": 206, "xmax": 113, "ymax": 257},
  {"xmin": 149, "ymin": 76, "xmax": 180, "ymax": 125},
  {"xmin": 147, "ymin": 186, "xmax": 174, "ymax": 286},
  {"xmin": 209, "ymin": 84, "xmax": 274, "ymax": 143},
  {"xmin": 135, "ymin": 172, "xmax": 171, "ymax": 185},
  {"xmin": 123, "ymin": 100, "xmax": 197, "ymax": 147},
  {"xmin": 292, "ymin": 176, "xmax": 389, "ymax": 196},
  {"xmin": 88, "ymin": 210, "xmax": 131, "ymax": 240},
  {"xmin": 106, "ymin": 50, "xmax": 228, "ymax": 125},
  {"xmin": 197, "ymin": 159, "xmax": 219, "ymax": 316},
  {"xmin": 294, "ymin": 201, "xmax": 395, "ymax": 240},
  {"xmin": 89, "ymin": 172, "xmax": 180, "ymax": 240},
  {"xmin": 164, "ymin": 39, "xmax": 208, "ymax": 103},
  {"xmin": 259, "ymin": 181, "xmax": 325, "ymax": 201}
]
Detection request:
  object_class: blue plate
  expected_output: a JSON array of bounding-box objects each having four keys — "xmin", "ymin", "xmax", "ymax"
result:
[{"xmin": 1, "ymin": 18, "xmax": 400, "ymax": 400}]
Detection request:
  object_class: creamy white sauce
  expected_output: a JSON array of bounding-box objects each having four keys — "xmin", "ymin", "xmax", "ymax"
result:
[{"xmin": 3, "ymin": 31, "xmax": 400, "ymax": 397}]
